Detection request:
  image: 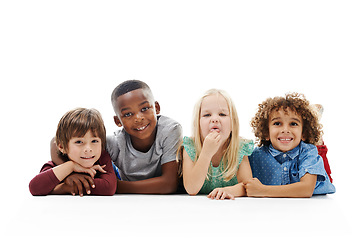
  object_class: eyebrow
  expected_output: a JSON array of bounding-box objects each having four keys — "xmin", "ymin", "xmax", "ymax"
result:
[
  {"xmin": 139, "ymin": 100, "xmax": 150, "ymax": 106},
  {"xmin": 290, "ymin": 118, "xmax": 302, "ymax": 123},
  {"xmin": 270, "ymin": 117, "xmax": 301, "ymax": 123},
  {"xmin": 120, "ymin": 101, "xmax": 150, "ymax": 113}
]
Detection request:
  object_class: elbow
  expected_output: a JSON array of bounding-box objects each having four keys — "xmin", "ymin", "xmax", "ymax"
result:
[
  {"xmin": 301, "ymin": 184, "xmax": 316, "ymax": 198},
  {"xmin": 188, "ymin": 192, "xmax": 198, "ymax": 196},
  {"xmin": 102, "ymin": 180, "xmax": 117, "ymax": 196},
  {"xmin": 296, "ymin": 188, "xmax": 314, "ymax": 198},
  {"xmin": 29, "ymin": 180, "xmax": 46, "ymax": 196},
  {"xmin": 102, "ymin": 185, "xmax": 117, "ymax": 196},
  {"xmin": 302, "ymin": 191, "xmax": 313, "ymax": 198},
  {"xmin": 161, "ymin": 177, "xmax": 178, "ymax": 194},
  {"xmin": 184, "ymin": 185, "xmax": 200, "ymax": 196}
]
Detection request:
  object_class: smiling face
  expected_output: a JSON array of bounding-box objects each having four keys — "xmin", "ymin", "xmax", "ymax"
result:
[
  {"xmin": 268, "ymin": 108, "xmax": 304, "ymax": 152},
  {"xmin": 199, "ymin": 93, "xmax": 232, "ymax": 144},
  {"xmin": 114, "ymin": 88, "xmax": 160, "ymax": 152},
  {"xmin": 59, "ymin": 130, "xmax": 102, "ymax": 168}
]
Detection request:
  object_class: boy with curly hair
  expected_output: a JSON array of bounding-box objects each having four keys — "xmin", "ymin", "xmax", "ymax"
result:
[{"xmin": 245, "ymin": 93, "xmax": 335, "ymax": 197}]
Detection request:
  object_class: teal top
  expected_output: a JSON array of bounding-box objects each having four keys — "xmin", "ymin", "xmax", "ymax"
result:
[{"xmin": 182, "ymin": 136, "xmax": 254, "ymax": 194}]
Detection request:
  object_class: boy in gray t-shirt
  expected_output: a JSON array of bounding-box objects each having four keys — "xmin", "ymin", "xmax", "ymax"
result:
[{"xmin": 108, "ymin": 80, "xmax": 182, "ymax": 194}]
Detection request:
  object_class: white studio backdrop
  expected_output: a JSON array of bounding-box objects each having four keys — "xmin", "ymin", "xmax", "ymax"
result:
[{"xmin": 0, "ymin": 0, "xmax": 359, "ymax": 238}]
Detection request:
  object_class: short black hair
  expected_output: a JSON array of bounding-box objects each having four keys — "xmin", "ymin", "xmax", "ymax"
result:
[{"xmin": 111, "ymin": 80, "xmax": 153, "ymax": 114}]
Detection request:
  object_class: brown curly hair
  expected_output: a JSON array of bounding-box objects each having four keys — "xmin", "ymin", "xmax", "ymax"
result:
[{"xmin": 250, "ymin": 92, "xmax": 323, "ymax": 147}]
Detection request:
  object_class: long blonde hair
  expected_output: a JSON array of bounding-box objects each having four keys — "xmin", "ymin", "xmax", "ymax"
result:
[{"xmin": 191, "ymin": 89, "xmax": 241, "ymax": 181}]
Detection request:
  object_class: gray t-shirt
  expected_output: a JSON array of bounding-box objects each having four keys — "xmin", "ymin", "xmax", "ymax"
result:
[{"xmin": 106, "ymin": 115, "xmax": 182, "ymax": 181}]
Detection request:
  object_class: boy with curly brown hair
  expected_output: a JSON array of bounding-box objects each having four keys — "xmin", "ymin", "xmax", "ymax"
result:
[{"xmin": 245, "ymin": 93, "xmax": 335, "ymax": 197}]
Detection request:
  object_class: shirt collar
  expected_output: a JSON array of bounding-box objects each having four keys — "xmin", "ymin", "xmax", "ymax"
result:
[{"xmin": 268, "ymin": 142, "xmax": 301, "ymax": 160}]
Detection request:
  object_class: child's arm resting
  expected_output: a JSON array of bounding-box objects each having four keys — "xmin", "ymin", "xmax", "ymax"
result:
[
  {"xmin": 182, "ymin": 147, "xmax": 213, "ymax": 196},
  {"xmin": 244, "ymin": 173, "xmax": 317, "ymax": 198},
  {"xmin": 90, "ymin": 151, "xmax": 117, "ymax": 196},
  {"xmin": 207, "ymin": 156, "xmax": 252, "ymax": 200},
  {"xmin": 116, "ymin": 161, "xmax": 178, "ymax": 194},
  {"xmin": 29, "ymin": 163, "xmax": 61, "ymax": 196}
]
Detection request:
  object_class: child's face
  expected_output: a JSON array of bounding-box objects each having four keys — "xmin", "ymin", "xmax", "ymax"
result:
[
  {"xmin": 114, "ymin": 89, "xmax": 160, "ymax": 145},
  {"xmin": 268, "ymin": 108, "xmax": 304, "ymax": 152},
  {"xmin": 60, "ymin": 130, "xmax": 102, "ymax": 168},
  {"xmin": 200, "ymin": 94, "xmax": 232, "ymax": 143}
]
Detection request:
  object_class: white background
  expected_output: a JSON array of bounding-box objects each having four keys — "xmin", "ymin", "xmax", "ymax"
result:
[{"xmin": 0, "ymin": 1, "xmax": 359, "ymax": 239}]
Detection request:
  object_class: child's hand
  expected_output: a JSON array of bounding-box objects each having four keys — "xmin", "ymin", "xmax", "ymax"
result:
[
  {"xmin": 207, "ymin": 188, "xmax": 235, "ymax": 200},
  {"xmin": 202, "ymin": 131, "xmax": 222, "ymax": 157},
  {"xmin": 243, "ymin": 178, "xmax": 266, "ymax": 197},
  {"xmin": 63, "ymin": 173, "xmax": 95, "ymax": 196},
  {"xmin": 72, "ymin": 162, "xmax": 107, "ymax": 178}
]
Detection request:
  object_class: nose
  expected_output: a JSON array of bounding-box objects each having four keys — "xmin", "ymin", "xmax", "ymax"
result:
[
  {"xmin": 84, "ymin": 144, "xmax": 92, "ymax": 153},
  {"xmin": 135, "ymin": 113, "xmax": 145, "ymax": 123},
  {"xmin": 281, "ymin": 126, "xmax": 290, "ymax": 133},
  {"xmin": 211, "ymin": 116, "xmax": 219, "ymax": 123}
]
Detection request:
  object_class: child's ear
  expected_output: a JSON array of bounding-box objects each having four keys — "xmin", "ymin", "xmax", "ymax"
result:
[
  {"xmin": 113, "ymin": 116, "xmax": 122, "ymax": 127},
  {"xmin": 155, "ymin": 101, "xmax": 160, "ymax": 114},
  {"xmin": 58, "ymin": 143, "xmax": 66, "ymax": 154},
  {"xmin": 301, "ymin": 134, "xmax": 306, "ymax": 142},
  {"xmin": 264, "ymin": 132, "xmax": 270, "ymax": 141}
]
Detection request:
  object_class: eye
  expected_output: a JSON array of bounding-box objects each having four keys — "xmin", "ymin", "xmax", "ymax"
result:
[
  {"xmin": 219, "ymin": 113, "xmax": 227, "ymax": 117},
  {"xmin": 273, "ymin": 122, "xmax": 281, "ymax": 126},
  {"xmin": 123, "ymin": 112, "xmax": 133, "ymax": 118},
  {"xmin": 202, "ymin": 113, "xmax": 211, "ymax": 117},
  {"xmin": 291, "ymin": 122, "xmax": 299, "ymax": 126},
  {"xmin": 141, "ymin": 107, "xmax": 150, "ymax": 112},
  {"xmin": 92, "ymin": 139, "xmax": 100, "ymax": 143},
  {"xmin": 74, "ymin": 140, "xmax": 82, "ymax": 144}
]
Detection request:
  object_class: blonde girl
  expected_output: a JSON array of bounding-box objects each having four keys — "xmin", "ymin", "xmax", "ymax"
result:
[{"xmin": 179, "ymin": 89, "xmax": 253, "ymax": 200}]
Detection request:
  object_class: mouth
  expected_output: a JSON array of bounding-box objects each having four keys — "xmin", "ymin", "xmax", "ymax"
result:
[
  {"xmin": 81, "ymin": 156, "xmax": 95, "ymax": 160},
  {"xmin": 278, "ymin": 137, "xmax": 293, "ymax": 143},
  {"xmin": 135, "ymin": 123, "xmax": 150, "ymax": 131},
  {"xmin": 210, "ymin": 127, "xmax": 220, "ymax": 132}
]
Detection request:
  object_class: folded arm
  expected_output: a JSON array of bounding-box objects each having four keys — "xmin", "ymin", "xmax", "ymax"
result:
[
  {"xmin": 207, "ymin": 156, "xmax": 253, "ymax": 200},
  {"xmin": 244, "ymin": 173, "xmax": 317, "ymax": 198}
]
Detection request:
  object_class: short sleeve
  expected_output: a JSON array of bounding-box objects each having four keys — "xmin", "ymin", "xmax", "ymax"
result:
[
  {"xmin": 182, "ymin": 136, "xmax": 196, "ymax": 161},
  {"xmin": 106, "ymin": 134, "xmax": 120, "ymax": 163},
  {"xmin": 160, "ymin": 124, "xmax": 183, "ymax": 165},
  {"xmin": 239, "ymin": 139, "xmax": 254, "ymax": 156},
  {"xmin": 238, "ymin": 139, "xmax": 254, "ymax": 164},
  {"xmin": 298, "ymin": 143, "xmax": 327, "ymax": 182}
]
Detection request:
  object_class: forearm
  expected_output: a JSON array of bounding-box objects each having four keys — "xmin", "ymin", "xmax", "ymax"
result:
[
  {"xmin": 29, "ymin": 168, "xmax": 61, "ymax": 196},
  {"xmin": 224, "ymin": 183, "xmax": 247, "ymax": 197},
  {"xmin": 259, "ymin": 182, "xmax": 314, "ymax": 198},
  {"xmin": 183, "ymin": 152, "xmax": 212, "ymax": 195},
  {"xmin": 91, "ymin": 172, "xmax": 117, "ymax": 196},
  {"xmin": 51, "ymin": 183, "xmax": 71, "ymax": 195},
  {"xmin": 52, "ymin": 161, "xmax": 74, "ymax": 182},
  {"xmin": 116, "ymin": 175, "xmax": 178, "ymax": 194}
]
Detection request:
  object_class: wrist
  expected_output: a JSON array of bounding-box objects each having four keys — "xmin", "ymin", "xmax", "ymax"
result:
[
  {"xmin": 199, "ymin": 150, "xmax": 214, "ymax": 162},
  {"xmin": 65, "ymin": 161, "xmax": 75, "ymax": 172},
  {"xmin": 261, "ymin": 185, "xmax": 271, "ymax": 197},
  {"xmin": 232, "ymin": 183, "xmax": 246, "ymax": 197}
]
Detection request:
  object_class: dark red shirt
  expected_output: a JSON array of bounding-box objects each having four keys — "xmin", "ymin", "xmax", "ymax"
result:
[
  {"xmin": 29, "ymin": 151, "xmax": 116, "ymax": 196},
  {"xmin": 317, "ymin": 144, "xmax": 333, "ymax": 183}
]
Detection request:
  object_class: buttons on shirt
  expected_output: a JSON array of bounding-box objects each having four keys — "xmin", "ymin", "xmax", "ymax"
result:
[
  {"xmin": 284, "ymin": 167, "xmax": 288, "ymax": 171},
  {"xmin": 283, "ymin": 154, "xmax": 287, "ymax": 158}
]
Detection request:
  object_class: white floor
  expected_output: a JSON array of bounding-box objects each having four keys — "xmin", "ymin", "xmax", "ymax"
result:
[{"xmin": 1, "ymin": 192, "xmax": 357, "ymax": 239}]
